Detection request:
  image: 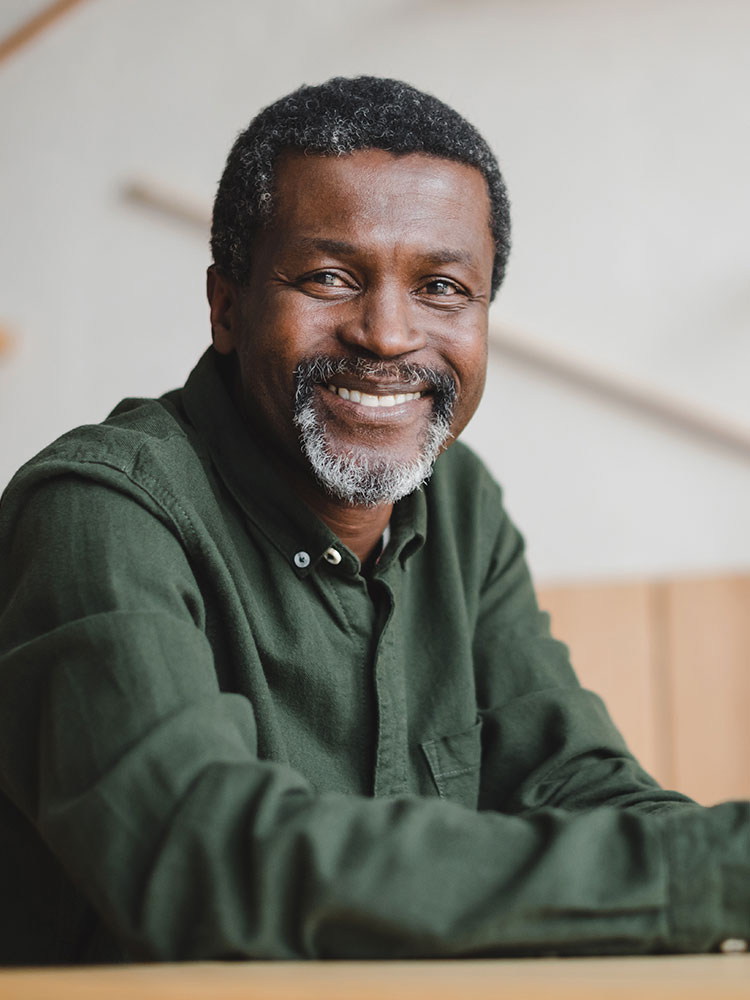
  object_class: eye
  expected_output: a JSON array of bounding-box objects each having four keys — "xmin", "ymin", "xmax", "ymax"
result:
[
  {"xmin": 292, "ymin": 269, "xmax": 357, "ymax": 298},
  {"xmin": 309, "ymin": 271, "xmax": 350, "ymax": 288},
  {"xmin": 296, "ymin": 269, "xmax": 357, "ymax": 297},
  {"xmin": 420, "ymin": 278, "xmax": 465, "ymax": 298}
]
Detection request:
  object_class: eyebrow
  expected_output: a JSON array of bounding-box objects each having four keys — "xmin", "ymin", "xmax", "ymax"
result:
[
  {"xmin": 286, "ymin": 237, "xmax": 481, "ymax": 271},
  {"xmin": 420, "ymin": 248, "xmax": 480, "ymax": 270},
  {"xmin": 286, "ymin": 237, "xmax": 360, "ymax": 258}
]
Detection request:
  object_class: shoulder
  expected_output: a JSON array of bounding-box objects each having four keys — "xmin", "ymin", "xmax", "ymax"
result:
[
  {"xmin": 416, "ymin": 440, "xmax": 520, "ymax": 592},
  {"xmin": 427, "ymin": 439, "xmax": 507, "ymax": 531},
  {"xmin": 0, "ymin": 391, "xmax": 207, "ymax": 538}
]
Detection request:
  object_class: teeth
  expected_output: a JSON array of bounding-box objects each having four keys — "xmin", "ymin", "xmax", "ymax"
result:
[{"xmin": 326, "ymin": 385, "xmax": 422, "ymax": 407}]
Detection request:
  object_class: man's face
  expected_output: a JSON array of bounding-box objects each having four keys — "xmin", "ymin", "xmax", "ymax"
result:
[{"xmin": 211, "ymin": 148, "xmax": 494, "ymax": 506}]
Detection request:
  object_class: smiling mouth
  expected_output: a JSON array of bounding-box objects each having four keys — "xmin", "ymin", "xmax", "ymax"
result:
[
  {"xmin": 325, "ymin": 384, "xmax": 423, "ymax": 408},
  {"xmin": 295, "ymin": 355, "xmax": 455, "ymax": 424}
]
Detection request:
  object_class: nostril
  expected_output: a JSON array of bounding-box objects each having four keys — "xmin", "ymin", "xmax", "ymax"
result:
[{"xmin": 338, "ymin": 314, "xmax": 426, "ymax": 359}]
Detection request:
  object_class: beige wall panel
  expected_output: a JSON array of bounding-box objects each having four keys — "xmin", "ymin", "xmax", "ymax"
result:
[
  {"xmin": 664, "ymin": 576, "xmax": 750, "ymax": 805},
  {"xmin": 537, "ymin": 582, "xmax": 666, "ymax": 782}
]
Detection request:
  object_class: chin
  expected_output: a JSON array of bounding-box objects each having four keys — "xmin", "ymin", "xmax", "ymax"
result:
[{"xmin": 295, "ymin": 401, "xmax": 451, "ymax": 507}]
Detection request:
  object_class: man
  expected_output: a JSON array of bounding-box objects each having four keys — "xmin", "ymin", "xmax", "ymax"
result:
[{"xmin": 0, "ymin": 76, "xmax": 747, "ymax": 965}]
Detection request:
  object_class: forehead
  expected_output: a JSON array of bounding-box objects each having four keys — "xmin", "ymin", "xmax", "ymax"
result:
[{"xmin": 265, "ymin": 148, "xmax": 494, "ymax": 265}]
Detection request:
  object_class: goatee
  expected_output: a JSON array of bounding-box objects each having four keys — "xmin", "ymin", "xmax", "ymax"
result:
[{"xmin": 293, "ymin": 357, "xmax": 456, "ymax": 507}]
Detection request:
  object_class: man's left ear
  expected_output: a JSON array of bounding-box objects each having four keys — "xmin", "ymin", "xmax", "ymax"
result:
[{"xmin": 207, "ymin": 265, "xmax": 238, "ymax": 355}]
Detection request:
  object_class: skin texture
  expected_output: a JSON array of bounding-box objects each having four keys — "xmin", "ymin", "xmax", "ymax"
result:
[{"xmin": 208, "ymin": 148, "xmax": 495, "ymax": 562}]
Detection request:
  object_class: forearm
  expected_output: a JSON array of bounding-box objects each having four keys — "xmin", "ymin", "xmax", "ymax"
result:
[
  {"xmin": 2, "ymin": 473, "xmax": 745, "ymax": 962},
  {"xmin": 32, "ymin": 704, "xmax": 750, "ymax": 960},
  {"xmin": 472, "ymin": 503, "xmax": 694, "ymax": 817}
]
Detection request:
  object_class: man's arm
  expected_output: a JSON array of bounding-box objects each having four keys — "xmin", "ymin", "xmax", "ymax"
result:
[
  {"xmin": 469, "ymin": 489, "xmax": 693, "ymax": 817},
  {"xmin": 0, "ymin": 472, "xmax": 748, "ymax": 961}
]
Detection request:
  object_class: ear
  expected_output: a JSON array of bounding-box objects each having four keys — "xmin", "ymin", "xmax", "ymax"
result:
[{"xmin": 207, "ymin": 265, "xmax": 239, "ymax": 355}]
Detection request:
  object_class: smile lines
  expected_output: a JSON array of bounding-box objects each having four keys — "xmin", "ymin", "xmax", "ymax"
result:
[{"xmin": 326, "ymin": 384, "xmax": 423, "ymax": 408}]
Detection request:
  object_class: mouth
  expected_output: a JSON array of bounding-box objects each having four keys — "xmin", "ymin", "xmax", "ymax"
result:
[
  {"xmin": 293, "ymin": 357, "xmax": 458, "ymax": 505},
  {"xmin": 324, "ymin": 383, "xmax": 424, "ymax": 409},
  {"xmin": 294, "ymin": 356, "xmax": 456, "ymax": 426}
]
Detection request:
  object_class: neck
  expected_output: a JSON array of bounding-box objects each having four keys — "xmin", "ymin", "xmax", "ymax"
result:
[
  {"xmin": 287, "ymin": 466, "xmax": 392, "ymax": 564},
  {"xmin": 263, "ymin": 435, "xmax": 392, "ymax": 564},
  {"xmin": 303, "ymin": 490, "xmax": 392, "ymax": 565}
]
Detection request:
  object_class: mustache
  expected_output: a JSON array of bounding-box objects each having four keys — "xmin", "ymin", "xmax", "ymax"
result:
[{"xmin": 294, "ymin": 356, "xmax": 457, "ymax": 419}]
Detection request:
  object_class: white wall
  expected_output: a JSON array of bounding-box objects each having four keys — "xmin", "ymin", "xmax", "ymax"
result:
[{"xmin": 1, "ymin": 0, "xmax": 749, "ymax": 582}]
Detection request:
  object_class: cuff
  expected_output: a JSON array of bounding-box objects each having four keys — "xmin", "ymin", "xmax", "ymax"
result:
[{"xmin": 661, "ymin": 801, "xmax": 750, "ymax": 952}]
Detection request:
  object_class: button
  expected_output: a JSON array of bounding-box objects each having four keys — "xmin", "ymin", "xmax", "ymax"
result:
[
  {"xmin": 323, "ymin": 547, "xmax": 342, "ymax": 565},
  {"xmin": 293, "ymin": 551, "xmax": 311, "ymax": 568},
  {"xmin": 719, "ymin": 939, "xmax": 748, "ymax": 954}
]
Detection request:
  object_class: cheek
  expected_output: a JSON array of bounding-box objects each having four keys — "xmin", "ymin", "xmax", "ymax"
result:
[
  {"xmin": 452, "ymin": 332, "xmax": 488, "ymax": 390},
  {"xmin": 255, "ymin": 298, "xmax": 336, "ymax": 367},
  {"xmin": 450, "ymin": 339, "xmax": 488, "ymax": 425}
]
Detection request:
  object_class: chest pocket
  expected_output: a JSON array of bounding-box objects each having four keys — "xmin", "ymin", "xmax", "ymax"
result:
[{"xmin": 421, "ymin": 719, "xmax": 482, "ymax": 809}]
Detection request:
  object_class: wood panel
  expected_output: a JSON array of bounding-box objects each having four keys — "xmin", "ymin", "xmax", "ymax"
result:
[
  {"xmin": 537, "ymin": 580, "xmax": 667, "ymax": 781},
  {"xmin": 1, "ymin": 957, "xmax": 749, "ymax": 1000},
  {"xmin": 664, "ymin": 575, "xmax": 750, "ymax": 804},
  {"xmin": 538, "ymin": 575, "xmax": 750, "ymax": 805}
]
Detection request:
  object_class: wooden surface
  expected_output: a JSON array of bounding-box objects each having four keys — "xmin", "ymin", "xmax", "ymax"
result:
[
  {"xmin": 1, "ymin": 957, "xmax": 749, "ymax": 1000},
  {"xmin": 538, "ymin": 574, "xmax": 750, "ymax": 804}
]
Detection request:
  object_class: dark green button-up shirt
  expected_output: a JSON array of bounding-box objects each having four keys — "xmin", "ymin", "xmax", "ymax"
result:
[{"xmin": 0, "ymin": 349, "xmax": 748, "ymax": 964}]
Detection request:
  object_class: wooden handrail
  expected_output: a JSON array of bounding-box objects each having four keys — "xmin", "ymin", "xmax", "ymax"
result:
[
  {"xmin": 0, "ymin": 325, "xmax": 13, "ymax": 357},
  {"xmin": 1, "ymin": 1, "xmax": 92, "ymax": 358},
  {"xmin": 123, "ymin": 179, "xmax": 211, "ymax": 230},
  {"xmin": 488, "ymin": 323, "xmax": 750, "ymax": 460},
  {"xmin": 0, "ymin": 0, "xmax": 91, "ymax": 66}
]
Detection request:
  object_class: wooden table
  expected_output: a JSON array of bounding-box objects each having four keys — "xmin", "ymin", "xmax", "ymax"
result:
[{"xmin": 1, "ymin": 956, "xmax": 749, "ymax": 1000}]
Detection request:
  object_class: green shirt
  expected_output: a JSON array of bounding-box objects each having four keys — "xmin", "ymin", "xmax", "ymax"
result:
[{"xmin": 0, "ymin": 349, "xmax": 747, "ymax": 964}]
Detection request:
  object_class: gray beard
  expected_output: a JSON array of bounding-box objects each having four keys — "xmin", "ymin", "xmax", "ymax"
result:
[{"xmin": 293, "ymin": 357, "xmax": 456, "ymax": 508}]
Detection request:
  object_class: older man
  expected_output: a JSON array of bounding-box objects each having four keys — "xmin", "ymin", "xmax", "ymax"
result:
[{"xmin": 0, "ymin": 76, "xmax": 747, "ymax": 965}]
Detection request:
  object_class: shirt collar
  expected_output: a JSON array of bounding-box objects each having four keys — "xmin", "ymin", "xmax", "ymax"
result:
[{"xmin": 179, "ymin": 349, "xmax": 427, "ymax": 576}]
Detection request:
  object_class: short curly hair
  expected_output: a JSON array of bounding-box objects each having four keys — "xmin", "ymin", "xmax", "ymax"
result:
[{"xmin": 211, "ymin": 76, "xmax": 511, "ymax": 298}]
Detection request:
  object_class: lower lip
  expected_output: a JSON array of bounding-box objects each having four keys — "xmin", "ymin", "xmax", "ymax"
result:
[{"xmin": 316, "ymin": 385, "xmax": 431, "ymax": 425}]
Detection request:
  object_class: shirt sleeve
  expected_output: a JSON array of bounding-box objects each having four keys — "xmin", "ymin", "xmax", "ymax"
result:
[
  {"xmin": 470, "ymin": 493, "xmax": 695, "ymax": 816},
  {"xmin": 0, "ymin": 469, "xmax": 748, "ymax": 962}
]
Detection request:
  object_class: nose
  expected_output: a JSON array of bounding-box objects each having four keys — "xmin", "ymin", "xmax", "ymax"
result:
[{"xmin": 338, "ymin": 282, "xmax": 427, "ymax": 359}]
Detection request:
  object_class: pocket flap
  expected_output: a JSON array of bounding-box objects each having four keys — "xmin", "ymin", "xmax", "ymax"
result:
[{"xmin": 421, "ymin": 719, "xmax": 482, "ymax": 807}]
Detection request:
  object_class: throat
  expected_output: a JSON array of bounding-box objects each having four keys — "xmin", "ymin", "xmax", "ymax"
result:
[{"xmin": 297, "ymin": 485, "xmax": 393, "ymax": 565}]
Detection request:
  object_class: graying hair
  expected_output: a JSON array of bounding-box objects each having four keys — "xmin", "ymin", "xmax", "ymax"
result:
[
  {"xmin": 211, "ymin": 76, "xmax": 511, "ymax": 297},
  {"xmin": 294, "ymin": 401, "xmax": 452, "ymax": 508},
  {"xmin": 292, "ymin": 355, "xmax": 456, "ymax": 507}
]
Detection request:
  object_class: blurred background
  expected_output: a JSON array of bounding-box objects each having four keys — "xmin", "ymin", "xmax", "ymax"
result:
[{"xmin": 1, "ymin": 0, "xmax": 749, "ymax": 586}]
